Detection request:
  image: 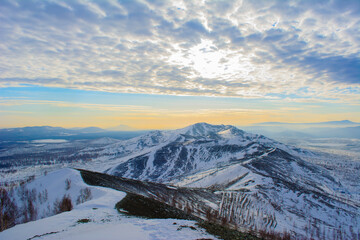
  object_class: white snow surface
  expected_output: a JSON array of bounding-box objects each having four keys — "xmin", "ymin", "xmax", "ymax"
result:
[{"xmin": 0, "ymin": 168, "xmax": 217, "ymax": 240}]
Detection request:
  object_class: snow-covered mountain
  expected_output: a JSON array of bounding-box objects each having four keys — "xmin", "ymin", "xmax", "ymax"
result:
[
  {"xmin": 99, "ymin": 123, "xmax": 359, "ymax": 239},
  {"xmin": 105, "ymin": 122, "xmax": 312, "ymax": 181}
]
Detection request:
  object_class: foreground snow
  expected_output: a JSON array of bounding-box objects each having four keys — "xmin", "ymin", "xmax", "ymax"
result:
[
  {"xmin": 1, "ymin": 208, "xmax": 214, "ymax": 240},
  {"xmin": 0, "ymin": 168, "xmax": 217, "ymax": 240}
]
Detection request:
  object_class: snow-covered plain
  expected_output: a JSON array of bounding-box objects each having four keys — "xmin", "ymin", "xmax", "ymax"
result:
[{"xmin": 0, "ymin": 168, "xmax": 217, "ymax": 240}]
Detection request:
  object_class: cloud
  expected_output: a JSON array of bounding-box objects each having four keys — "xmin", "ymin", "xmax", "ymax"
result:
[
  {"xmin": 0, "ymin": 0, "xmax": 359, "ymax": 103},
  {"xmin": 0, "ymin": 78, "xmax": 66, "ymax": 87},
  {"xmin": 0, "ymin": 98, "xmax": 153, "ymax": 112}
]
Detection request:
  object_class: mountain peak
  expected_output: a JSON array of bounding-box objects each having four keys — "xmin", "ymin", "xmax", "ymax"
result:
[
  {"xmin": 179, "ymin": 122, "xmax": 229, "ymax": 136},
  {"xmin": 186, "ymin": 122, "xmax": 221, "ymax": 129}
]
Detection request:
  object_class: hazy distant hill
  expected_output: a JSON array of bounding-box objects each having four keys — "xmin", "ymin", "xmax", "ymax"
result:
[
  {"xmin": 106, "ymin": 124, "xmax": 138, "ymax": 131},
  {"xmin": 257, "ymin": 120, "xmax": 359, "ymax": 126},
  {"xmin": 69, "ymin": 127, "xmax": 106, "ymax": 133},
  {"xmin": 243, "ymin": 120, "xmax": 360, "ymax": 139},
  {"xmin": 0, "ymin": 126, "xmax": 145, "ymax": 141}
]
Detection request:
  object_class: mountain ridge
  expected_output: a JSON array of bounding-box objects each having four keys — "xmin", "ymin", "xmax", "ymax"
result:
[
  {"xmin": 97, "ymin": 122, "xmax": 359, "ymax": 239},
  {"xmin": 105, "ymin": 122, "xmax": 313, "ymax": 181},
  {"xmin": 256, "ymin": 119, "xmax": 359, "ymax": 125}
]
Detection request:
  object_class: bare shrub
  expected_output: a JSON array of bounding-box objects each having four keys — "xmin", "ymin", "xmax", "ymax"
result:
[
  {"xmin": 221, "ymin": 216, "xmax": 228, "ymax": 226},
  {"xmin": 60, "ymin": 195, "xmax": 73, "ymax": 212},
  {"xmin": 26, "ymin": 175, "xmax": 35, "ymax": 183},
  {"xmin": 205, "ymin": 208, "xmax": 215, "ymax": 222},
  {"xmin": 43, "ymin": 189, "xmax": 48, "ymax": 202},
  {"xmin": 0, "ymin": 188, "xmax": 18, "ymax": 231},
  {"xmin": 38, "ymin": 191, "xmax": 43, "ymax": 204},
  {"xmin": 259, "ymin": 229, "xmax": 292, "ymax": 240},
  {"xmin": 76, "ymin": 188, "xmax": 92, "ymax": 205},
  {"xmin": 27, "ymin": 198, "xmax": 37, "ymax": 221},
  {"xmin": 54, "ymin": 195, "xmax": 73, "ymax": 214},
  {"xmin": 185, "ymin": 202, "xmax": 192, "ymax": 214},
  {"xmin": 65, "ymin": 179, "xmax": 71, "ymax": 191}
]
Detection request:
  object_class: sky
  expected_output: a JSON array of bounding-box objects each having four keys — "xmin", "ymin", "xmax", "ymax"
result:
[{"xmin": 0, "ymin": 0, "xmax": 359, "ymax": 130}]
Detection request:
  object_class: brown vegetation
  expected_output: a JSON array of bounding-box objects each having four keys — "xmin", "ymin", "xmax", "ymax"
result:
[
  {"xmin": 0, "ymin": 188, "xmax": 17, "ymax": 231},
  {"xmin": 54, "ymin": 195, "xmax": 73, "ymax": 214}
]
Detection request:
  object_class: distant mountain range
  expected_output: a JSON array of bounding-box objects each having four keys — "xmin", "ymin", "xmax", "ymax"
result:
[
  {"xmin": 0, "ymin": 126, "xmax": 146, "ymax": 141},
  {"xmin": 106, "ymin": 124, "xmax": 138, "ymax": 131},
  {"xmin": 241, "ymin": 120, "xmax": 360, "ymax": 139},
  {"xmin": 257, "ymin": 120, "xmax": 359, "ymax": 126},
  {"xmin": 69, "ymin": 127, "xmax": 105, "ymax": 133}
]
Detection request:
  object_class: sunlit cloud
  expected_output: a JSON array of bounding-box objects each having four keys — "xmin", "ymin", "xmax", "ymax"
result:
[
  {"xmin": 0, "ymin": 0, "xmax": 359, "ymax": 104},
  {"xmin": 0, "ymin": 99, "xmax": 152, "ymax": 112}
]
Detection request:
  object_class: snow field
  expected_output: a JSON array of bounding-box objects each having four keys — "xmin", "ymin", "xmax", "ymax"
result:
[{"xmin": 0, "ymin": 168, "xmax": 217, "ymax": 240}]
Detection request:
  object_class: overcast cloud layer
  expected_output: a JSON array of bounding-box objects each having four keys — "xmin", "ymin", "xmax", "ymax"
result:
[{"xmin": 1, "ymin": 0, "xmax": 359, "ymax": 103}]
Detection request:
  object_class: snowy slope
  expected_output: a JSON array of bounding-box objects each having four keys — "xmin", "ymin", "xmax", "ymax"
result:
[
  {"xmin": 8, "ymin": 168, "xmax": 125, "ymax": 223},
  {"xmin": 174, "ymin": 157, "xmax": 359, "ymax": 239},
  {"xmin": 0, "ymin": 168, "xmax": 217, "ymax": 240},
  {"xmin": 100, "ymin": 123, "xmax": 359, "ymax": 239}
]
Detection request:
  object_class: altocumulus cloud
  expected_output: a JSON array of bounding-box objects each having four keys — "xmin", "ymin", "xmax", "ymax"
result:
[{"xmin": 0, "ymin": 0, "xmax": 359, "ymax": 102}]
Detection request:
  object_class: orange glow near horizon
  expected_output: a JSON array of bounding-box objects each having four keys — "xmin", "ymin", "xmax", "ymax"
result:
[{"xmin": 2, "ymin": 105, "xmax": 360, "ymax": 130}]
